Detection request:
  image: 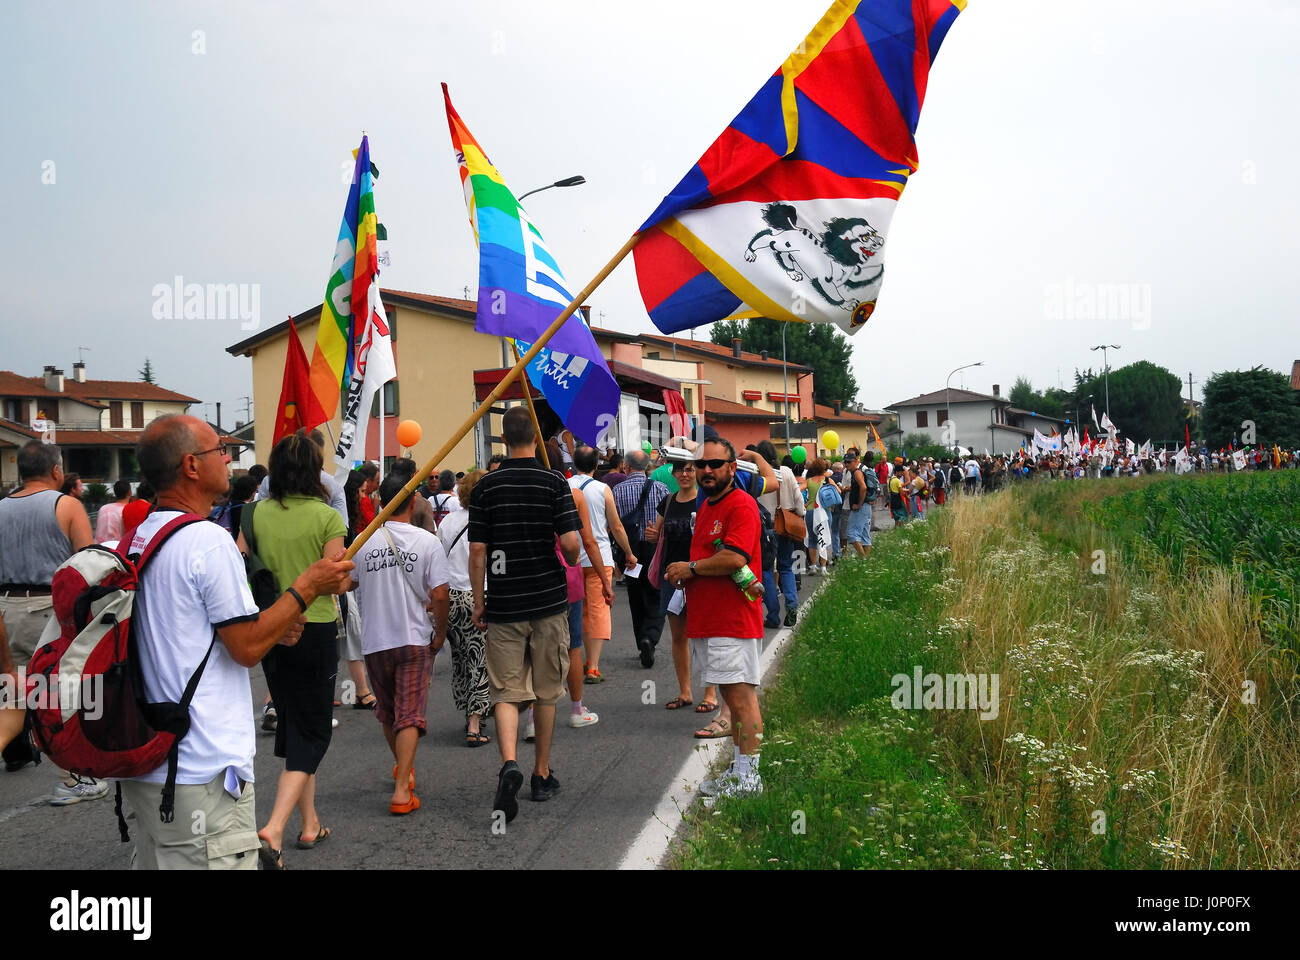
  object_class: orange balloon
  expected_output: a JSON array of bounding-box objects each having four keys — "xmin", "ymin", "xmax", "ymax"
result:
[{"xmin": 395, "ymin": 419, "xmax": 422, "ymax": 448}]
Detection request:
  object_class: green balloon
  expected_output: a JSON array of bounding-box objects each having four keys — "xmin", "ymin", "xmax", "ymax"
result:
[
  {"xmin": 642, "ymin": 441, "xmax": 653, "ymax": 453},
  {"xmin": 791, "ymin": 445, "xmax": 807, "ymax": 464}
]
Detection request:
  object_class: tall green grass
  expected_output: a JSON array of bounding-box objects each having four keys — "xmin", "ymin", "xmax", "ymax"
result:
[{"xmin": 673, "ymin": 472, "xmax": 1300, "ymax": 870}]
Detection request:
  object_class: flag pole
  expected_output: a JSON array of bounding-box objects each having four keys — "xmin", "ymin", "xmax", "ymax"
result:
[
  {"xmin": 344, "ymin": 232, "xmax": 640, "ymax": 559},
  {"xmin": 509, "ymin": 341, "xmax": 551, "ymax": 470}
]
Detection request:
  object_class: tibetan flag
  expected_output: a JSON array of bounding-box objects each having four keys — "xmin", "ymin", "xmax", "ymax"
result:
[
  {"xmin": 634, "ymin": 0, "xmax": 965, "ymax": 336},
  {"xmin": 307, "ymin": 136, "xmax": 376, "ymax": 426},
  {"xmin": 443, "ymin": 85, "xmax": 620, "ymax": 445},
  {"xmin": 273, "ymin": 318, "xmax": 328, "ymax": 446}
]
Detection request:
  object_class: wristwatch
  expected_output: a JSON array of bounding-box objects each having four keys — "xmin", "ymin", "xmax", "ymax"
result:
[{"xmin": 688, "ymin": 561, "xmax": 698, "ymax": 575}]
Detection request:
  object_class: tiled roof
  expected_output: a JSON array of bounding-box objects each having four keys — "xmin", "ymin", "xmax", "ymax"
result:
[
  {"xmin": 888, "ymin": 388, "xmax": 1004, "ymax": 408},
  {"xmin": 0, "ymin": 417, "xmax": 39, "ymax": 438},
  {"xmin": 629, "ymin": 332, "xmax": 813, "ymax": 372},
  {"xmin": 813, "ymin": 403, "xmax": 879, "ymax": 423},
  {"xmin": 0, "ymin": 371, "xmax": 195, "ymax": 405},
  {"xmin": 704, "ymin": 395, "xmax": 783, "ymax": 420}
]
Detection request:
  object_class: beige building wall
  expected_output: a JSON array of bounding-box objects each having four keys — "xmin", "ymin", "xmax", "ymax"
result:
[{"xmin": 246, "ymin": 305, "xmax": 511, "ymax": 472}]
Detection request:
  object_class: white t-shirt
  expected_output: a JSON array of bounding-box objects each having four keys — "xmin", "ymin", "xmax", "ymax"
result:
[
  {"xmin": 127, "ymin": 510, "xmax": 260, "ymax": 786},
  {"xmin": 964, "ymin": 460, "xmax": 980, "ymax": 479},
  {"xmin": 437, "ymin": 508, "xmax": 472, "ymax": 592},
  {"xmin": 352, "ymin": 521, "xmax": 449, "ymax": 655},
  {"xmin": 429, "ymin": 491, "xmax": 460, "ymax": 525},
  {"xmin": 569, "ymin": 475, "xmax": 613, "ymax": 568}
]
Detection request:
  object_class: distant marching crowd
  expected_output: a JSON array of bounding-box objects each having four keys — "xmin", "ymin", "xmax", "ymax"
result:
[{"xmin": 2, "ymin": 416, "xmax": 1295, "ymax": 871}]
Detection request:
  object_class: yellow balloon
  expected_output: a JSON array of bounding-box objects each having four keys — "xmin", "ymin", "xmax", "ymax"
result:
[{"xmin": 821, "ymin": 429, "xmax": 840, "ymax": 451}]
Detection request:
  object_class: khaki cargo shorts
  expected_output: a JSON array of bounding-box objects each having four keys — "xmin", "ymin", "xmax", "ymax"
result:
[
  {"xmin": 485, "ymin": 612, "xmax": 570, "ymax": 707},
  {"xmin": 121, "ymin": 773, "xmax": 259, "ymax": 871}
]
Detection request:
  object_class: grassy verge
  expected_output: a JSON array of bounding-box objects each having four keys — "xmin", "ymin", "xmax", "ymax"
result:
[{"xmin": 671, "ymin": 473, "xmax": 1300, "ymax": 869}]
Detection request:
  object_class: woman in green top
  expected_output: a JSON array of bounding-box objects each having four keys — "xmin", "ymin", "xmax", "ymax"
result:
[{"xmin": 244, "ymin": 433, "xmax": 347, "ymax": 868}]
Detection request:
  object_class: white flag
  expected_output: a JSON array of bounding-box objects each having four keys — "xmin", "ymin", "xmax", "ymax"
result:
[{"xmin": 333, "ymin": 286, "xmax": 397, "ymax": 480}]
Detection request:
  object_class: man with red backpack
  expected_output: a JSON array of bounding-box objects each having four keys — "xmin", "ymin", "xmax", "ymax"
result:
[{"xmin": 116, "ymin": 415, "xmax": 352, "ymax": 869}]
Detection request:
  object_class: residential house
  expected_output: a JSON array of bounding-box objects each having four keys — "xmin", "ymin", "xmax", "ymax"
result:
[
  {"xmin": 887, "ymin": 384, "xmax": 1070, "ymax": 456},
  {"xmin": 0, "ymin": 363, "xmax": 212, "ymax": 486}
]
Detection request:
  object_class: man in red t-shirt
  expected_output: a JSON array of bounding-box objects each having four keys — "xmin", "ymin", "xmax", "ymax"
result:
[{"xmin": 665, "ymin": 438, "xmax": 764, "ymax": 798}]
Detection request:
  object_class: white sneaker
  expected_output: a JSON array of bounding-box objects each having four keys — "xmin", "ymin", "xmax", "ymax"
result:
[
  {"xmin": 524, "ymin": 716, "xmax": 536, "ymax": 742},
  {"xmin": 719, "ymin": 772, "xmax": 763, "ymax": 798},
  {"xmin": 698, "ymin": 766, "xmax": 737, "ymax": 798},
  {"xmin": 331, "ymin": 717, "xmax": 339, "ymax": 729},
  {"xmin": 568, "ymin": 707, "xmax": 599, "ymax": 728},
  {"xmin": 49, "ymin": 778, "xmax": 110, "ymax": 806}
]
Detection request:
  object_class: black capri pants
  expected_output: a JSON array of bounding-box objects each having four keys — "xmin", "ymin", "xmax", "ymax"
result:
[{"xmin": 261, "ymin": 621, "xmax": 338, "ymax": 774}]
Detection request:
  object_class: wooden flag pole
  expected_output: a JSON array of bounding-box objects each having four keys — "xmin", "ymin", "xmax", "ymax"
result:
[
  {"xmin": 344, "ymin": 232, "xmax": 640, "ymax": 560},
  {"xmin": 509, "ymin": 341, "xmax": 550, "ymax": 470}
]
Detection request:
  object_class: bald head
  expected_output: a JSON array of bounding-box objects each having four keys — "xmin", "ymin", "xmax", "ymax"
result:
[
  {"xmin": 137, "ymin": 414, "xmax": 203, "ymax": 492},
  {"xmin": 625, "ymin": 449, "xmax": 650, "ymax": 472}
]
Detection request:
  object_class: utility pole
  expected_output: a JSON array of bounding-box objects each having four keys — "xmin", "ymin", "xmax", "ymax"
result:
[{"xmin": 1187, "ymin": 371, "xmax": 1196, "ymax": 442}]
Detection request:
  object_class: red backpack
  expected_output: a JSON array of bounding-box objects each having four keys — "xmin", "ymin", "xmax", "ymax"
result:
[{"xmin": 26, "ymin": 513, "xmax": 215, "ymax": 841}]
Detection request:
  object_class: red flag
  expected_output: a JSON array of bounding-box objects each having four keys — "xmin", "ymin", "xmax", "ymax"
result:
[
  {"xmin": 1185, "ymin": 423, "xmax": 1191, "ymax": 451},
  {"xmin": 273, "ymin": 318, "xmax": 329, "ymax": 446},
  {"xmin": 662, "ymin": 390, "xmax": 690, "ymax": 439}
]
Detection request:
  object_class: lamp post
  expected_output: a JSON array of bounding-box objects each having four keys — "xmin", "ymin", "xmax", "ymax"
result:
[
  {"xmin": 517, "ymin": 175, "xmax": 586, "ymax": 202},
  {"xmin": 945, "ymin": 361, "xmax": 984, "ymax": 454},
  {"xmin": 1090, "ymin": 344, "xmax": 1120, "ymax": 429}
]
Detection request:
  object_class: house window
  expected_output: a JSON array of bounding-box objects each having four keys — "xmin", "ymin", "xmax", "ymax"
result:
[
  {"xmin": 647, "ymin": 351, "xmax": 660, "ymax": 360},
  {"xmin": 682, "ymin": 386, "xmax": 693, "ymax": 411},
  {"xmin": 773, "ymin": 400, "xmax": 784, "ymax": 416},
  {"xmin": 744, "ymin": 397, "xmax": 755, "ymax": 407},
  {"xmin": 130, "ymin": 402, "xmax": 144, "ymax": 428},
  {"xmin": 937, "ymin": 407, "xmax": 948, "ymax": 425},
  {"xmin": 3, "ymin": 398, "xmax": 24, "ymax": 423},
  {"xmin": 371, "ymin": 381, "xmax": 399, "ymax": 418},
  {"xmin": 789, "ymin": 402, "xmax": 799, "ymax": 420},
  {"xmin": 110, "ymin": 401, "xmax": 123, "ymax": 428},
  {"xmin": 916, "ymin": 411, "xmax": 928, "ymax": 428}
]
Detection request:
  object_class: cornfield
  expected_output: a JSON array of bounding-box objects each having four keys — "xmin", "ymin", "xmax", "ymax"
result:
[{"xmin": 1087, "ymin": 472, "xmax": 1300, "ymax": 651}]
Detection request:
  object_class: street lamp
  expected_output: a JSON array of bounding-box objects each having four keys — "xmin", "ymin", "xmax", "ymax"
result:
[
  {"xmin": 517, "ymin": 175, "xmax": 586, "ymax": 202},
  {"xmin": 1090, "ymin": 344, "xmax": 1120, "ymax": 429},
  {"xmin": 945, "ymin": 361, "xmax": 984, "ymax": 453}
]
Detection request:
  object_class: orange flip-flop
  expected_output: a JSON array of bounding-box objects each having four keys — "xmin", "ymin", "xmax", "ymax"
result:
[{"xmin": 390, "ymin": 791, "xmax": 420, "ymax": 816}]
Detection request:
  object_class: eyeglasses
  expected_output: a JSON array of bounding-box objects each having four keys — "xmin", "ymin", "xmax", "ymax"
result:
[
  {"xmin": 190, "ymin": 445, "xmax": 226, "ymax": 459},
  {"xmin": 694, "ymin": 458, "xmax": 733, "ymax": 471}
]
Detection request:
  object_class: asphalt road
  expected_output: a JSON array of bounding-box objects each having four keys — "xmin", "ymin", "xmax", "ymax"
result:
[{"xmin": 0, "ymin": 573, "xmax": 817, "ymax": 871}]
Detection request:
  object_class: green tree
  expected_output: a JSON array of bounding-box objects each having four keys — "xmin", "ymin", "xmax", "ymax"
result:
[
  {"xmin": 1073, "ymin": 361, "xmax": 1183, "ymax": 443},
  {"xmin": 138, "ymin": 357, "xmax": 156, "ymax": 384},
  {"xmin": 711, "ymin": 318, "xmax": 858, "ymax": 406},
  {"xmin": 1201, "ymin": 367, "xmax": 1300, "ymax": 449},
  {"xmin": 1008, "ymin": 376, "xmax": 1067, "ymax": 421}
]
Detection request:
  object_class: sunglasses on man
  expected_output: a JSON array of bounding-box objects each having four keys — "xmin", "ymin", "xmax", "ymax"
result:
[{"xmin": 694, "ymin": 458, "xmax": 734, "ymax": 471}]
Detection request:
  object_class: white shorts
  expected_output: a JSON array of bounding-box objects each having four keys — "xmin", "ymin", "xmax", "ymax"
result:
[{"xmin": 690, "ymin": 636, "xmax": 762, "ymax": 686}]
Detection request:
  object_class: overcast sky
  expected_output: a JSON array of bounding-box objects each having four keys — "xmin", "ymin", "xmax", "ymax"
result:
[{"xmin": 2, "ymin": 0, "xmax": 1296, "ymax": 429}]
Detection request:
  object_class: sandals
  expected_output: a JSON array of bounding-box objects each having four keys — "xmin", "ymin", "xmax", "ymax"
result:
[
  {"xmin": 390, "ymin": 791, "xmax": 420, "ymax": 816},
  {"xmin": 694, "ymin": 717, "xmax": 732, "ymax": 739},
  {"xmin": 695, "ymin": 700, "xmax": 717, "ymax": 713},
  {"xmin": 665, "ymin": 696, "xmax": 694, "ymax": 710},
  {"xmin": 295, "ymin": 826, "xmax": 331, "ymax": 850},
  {"xmin": 465, "ymin": 724, "xmax": 491, "ymax": 747},
  {"xmin": 257, "ymin": 837, "xmax": 285, "ymax": 870},
  {"xmin": 393, "ymin": 765, "xmax": 415, "ymax": 790},
  {"xmin": 353, "ymin": 693, "xmax": 377, "ymax": 710},
  {"xmin": 584, "ymin": 667, "xmax": 604, "ymax": 684}
]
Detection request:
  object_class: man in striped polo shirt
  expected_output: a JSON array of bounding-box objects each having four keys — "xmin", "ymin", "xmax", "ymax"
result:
[{"xmin": 469, "ymin": 406, "xmax": 582, "ymax": 823}]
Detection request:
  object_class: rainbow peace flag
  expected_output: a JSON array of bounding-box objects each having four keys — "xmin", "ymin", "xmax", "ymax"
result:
[
  {"xmin": 634, "ymin": 0, "xmax": 965, "ymax": 336},
  {"xmin": 308, "ymin": 136, "xmax": 378, "ymax": 426},
  {"xmin": 443, "ymin": 84, "xmax": 620, "ymax": 446}
]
